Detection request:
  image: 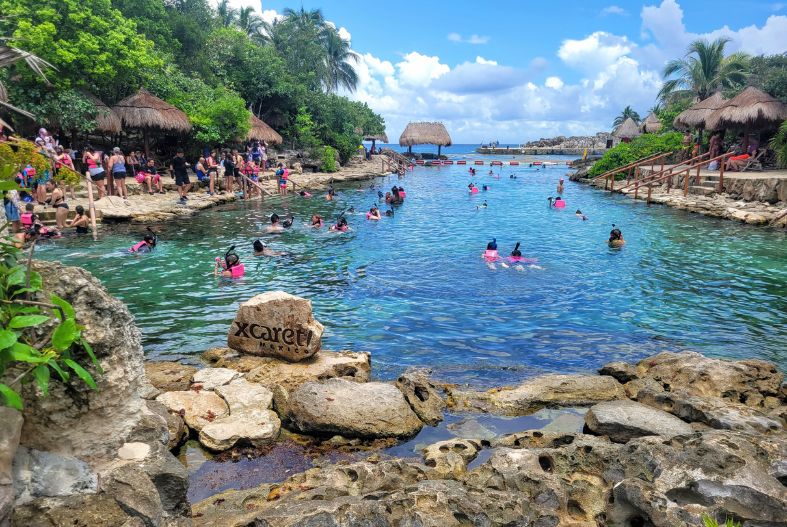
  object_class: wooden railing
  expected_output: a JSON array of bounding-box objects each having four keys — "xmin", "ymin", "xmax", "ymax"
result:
[
  {"xmin": 620, "ymin": 151, "xmax": 710, "ymax": 199},
  {"xmin": 381, "ymin": 151, "xmax": 409, "ymax": 175},
  {"xmin": 627, "ymin": 152, "xmax": 735, "ymax": 203},
  {"xmin": 591, "ymin": 152, "xmax": 673, "ymax": 191}
]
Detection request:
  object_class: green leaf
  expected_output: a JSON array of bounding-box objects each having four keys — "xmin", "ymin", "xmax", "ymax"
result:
[
  {"xmin": 0, "ymin": 383, "xmax": 23, "ymax": 410},
  {"xmin": 64, "ymin": 359, "xmax": 96, "ymax": 390},
  {"xmin": 32, "ymin": 365, "xmax": 50, "ymax": 396},
  {"xmin": 0, "ymin": 181, "xmax": 20, "ymax": 191},
  {"xmin": 50, "ymin": 294, "xmax": 76, "ymax": 320},
  {"xmin": 0, "ymin": 329, "xmax": 17, "ymax": 350},
  {"xmin": 10, "ymin": 287, "xmax": 37, "ymax": 297},
  {"xmin": 28, "ymin": 272, "xmax": 42, "ymax": 290},
  {"xmin": 8, "ymin": 315, "xmax": 50, "ymax": 328},
  {"xmin": 49, "ymin": 360, "xmax": 70, "ymax": 382},
  {"xmin": 52, "ymin": 319, "xmax": 79, "ymax": 352},
  {"xmin": 80, "ymin": 339, "xmax": 103, "ymax": 374},
  {"xmin": 8, "ymin": 342, "xmax": 49, "ymax": 364},
  {"xmin": 6, "ymin": 267, "xmax": 25, "ymax": 286}
]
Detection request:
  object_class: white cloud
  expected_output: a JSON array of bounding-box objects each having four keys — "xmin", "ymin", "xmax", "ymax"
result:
[
  {"xmin": 558, "ymin": 32, "xmax": 634, "ymax": 72},
  {"xmin": 447, "ymin": 32, "xmax": 490, "ymax": 44},
  {"xmin": 396, "ymin": 52, "xmax": 450, "ymax": 87},
  {"xmin": 337, "ymin": 27, "xmax": 352, "ymax": 42},
  {"xmin": 601, "ymin": 5, "xmax": 627, "ymax": 16},
  {"xmin": 545, "ymin": 76, "xmax": 564, "ymax": 89},
  {"xmin": 260, "ymin": 9, "xmax": 283, "ymax": 24}
]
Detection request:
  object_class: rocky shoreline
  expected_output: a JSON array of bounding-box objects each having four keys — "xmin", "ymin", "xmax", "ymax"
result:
[{"xmin": 2, "ymin": 263, "xmax": 785, "ymax": 526}]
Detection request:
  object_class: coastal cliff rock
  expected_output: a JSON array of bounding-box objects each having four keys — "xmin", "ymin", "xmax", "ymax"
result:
[
  {"xmin": 227, "ymin": 292, "xmax": 324, "ymax": 362},
  {"xmin": 584, "ymin": 399, "xmax": 694, "ymax": 442},
  {"xmin": 395, "ymin": 370, "xmax": 446, "ymax": 426},
  {"xmin": 144, "ymin": 362, "xmax": 198, "ymax": 393},
  {"xmin": 287, "ymin": 378, "xmax": 423, "ymax": 438},
  {"xmin": 0, "ymin": 408, "xmax": 23, "ymax": 523}
]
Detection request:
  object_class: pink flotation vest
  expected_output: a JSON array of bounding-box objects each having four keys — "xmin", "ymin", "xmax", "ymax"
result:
[
  {"xmin": 470, "ymin": 187, "xmax": 479, "ymax": 194},
  {"xmin": 129, "ymin": 241, "xmax": 147, "ymax": 253},
  {"xmin": 554, "ymin": 199, "xmax": 566, "ymax": 208},
  {"xmin": 484, "ymin": 249, "xmax": 499, "ymax": 260},
  {"xmin": 20, "ymin": 213, "xmax": 34, "ymax": 227},
  {"xmin": 229, "ymin": 263, "xmax": 245, "ymax": 278}
]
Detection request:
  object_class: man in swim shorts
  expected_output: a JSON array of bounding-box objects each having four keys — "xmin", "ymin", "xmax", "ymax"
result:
[{"xmin": 170, "ymin": 149, "xmax": 191, "ymax": 204}]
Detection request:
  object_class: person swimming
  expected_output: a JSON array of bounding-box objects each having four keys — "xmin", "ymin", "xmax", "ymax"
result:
[
  {"xmin": 326, "ymin": 187, "xmax": 335, "ymax": 201},
  {"xmin": 129, "ymin": 227, "xmax": 157, "ymax": 253},
  {"xmin": 384, "ymin": 208, "xmax": 394, "ymax": 217},
  {"xmin": 267, "ymin": 213, "xmax": 283, "ymax": 232},
  {"xmin": 330, "ymin": 216, "xmax": 349, "ymax": 232},
  {"xmin": 299, "ymin": 190, "xmax": 312, "ymax": 198},
  {"xmin": 311, "ymin": 214, "xmax": 324, "ymax": 228},
  {"xmin": 215, "ymin": 245, "xmax": 245, "ymax": 277},
  {"xmin": 575, "ymin": 209, "xmax": 588, "ymax": 221},
  {"xmin": 252, "ymin": 239, "xmax": 285, "ymax": 257},
  {"xmin": 557, "ymin": 178, "xmax": 565, "ymax": 195},
  {"xmin": 282, "ymin": 214, "xmax": 295, "ymax": 228},
  {"xmin": 553, "ymin": 196, "xmax": 566, "ymax": 208},
  {"xmin": 468, "ymin": 183, "xmax": 479, "ymax": 194},
  {"xmin": 608, "ymin": 226, "xmax": 625, "ymax": 247},
  {"xmin": 511, "ymin": 242, "xmax": 522, "ymax": 258},
  {"xmin": 366, "ymin": 205, "xmax": 381, "ymax": 220},
  {"xmin": 547, "ymin": 197, "xmax": 554, "ymax": 207},
  {"xmin": 482, "ymin": 185, "xmax": 489, "ymax": 191},
  {"xmin": 483, "ymin": 238, "xmax": 499, "ymax": 261},
  {"xmin": 398, "ymin": 186, "xmax": 406, "ymax": 200}
]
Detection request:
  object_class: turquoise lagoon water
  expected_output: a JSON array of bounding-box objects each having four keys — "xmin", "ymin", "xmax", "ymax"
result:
[{"xmin": 36, "ymin": 157, "xmax": 787, "ymax": 385}]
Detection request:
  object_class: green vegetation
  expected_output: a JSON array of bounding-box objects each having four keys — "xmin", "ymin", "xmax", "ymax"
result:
[
  {"xmin": 701, "ymin": 514, "xmax": 741, "ymax": 527},
  {"xmin": 321, "ymin": 146, "xmax": 338, "ymax": 173},
  {"xmin": 588, "ymin": 132, "xmax": 683, "ymax": 178},
  {"xmin": 613, "ymin": 106, "xmax": 641, "ymax": 127},
  {"xmin": 770, "ymin": 120, "xmax": 787, "ymax": 168},
  {"xmin": 0, "ymin": 0, "xmax": 384, "ymax": 159}
]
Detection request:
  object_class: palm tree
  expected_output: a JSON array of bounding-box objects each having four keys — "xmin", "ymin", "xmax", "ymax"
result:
[
  {"xmin": 0, "ymin": 38, "xmax": 55, "ymax": 119},
  {"xmin": 659, "ymin": 37, "xmax": 750, "ymax": 103},
  {"xmin": 612, "ymin": 106, "xmax": 641, "ymax": 127},
  {"xmin": 322, "ymin": 28, "xmax": 359, "ymax": 93},
  {"xmin": 215, "ymin": 0, "xmax": 236, "ymax": 27},
  {"xmin": 282, "ymin": 7, "xmax": 325, "ymax": 31},
  {"xmin": 236, "ymin": 6, "xmax": 263, "ymax": 37}
]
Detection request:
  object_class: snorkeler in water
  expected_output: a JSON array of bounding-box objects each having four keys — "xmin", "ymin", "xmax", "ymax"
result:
[
  {"xmin": 215, "ymin": 245, "xmax": 245, "ymax": 277},
  {"xmin": 282, "ymin": 214, "xmax": 295, "ymax": 228},
  {"xmin": 267, "ymin": 213, "xmax": 283, "ymax": 232},
  {"xmin": 311, "ymin": 214, "xmax": 324, "ymax": 228},
  {"xmin": 299, "ymin": 190, "xmax": 312, "ymax": 198},
  {"xmin": 129, "ymin": 227, "xmax": 157, "ymax": 253},
  {"xmin": 331, "ymin": 216, "xmax": 349, "ymax": 232},
  {"xmin": 608, "ymin": 226, "xmax": 625, "ymax": 247},
  {"xmin": 366, "ymin": 205, "xmax": 381, "ymax": 220},
  {"xmin": 252, "ymin": 239, "xmax": 285, "ymax": 257},
  {"xmin": 576, "ymin": 209, "xmax": 588, "ymax": 221}
]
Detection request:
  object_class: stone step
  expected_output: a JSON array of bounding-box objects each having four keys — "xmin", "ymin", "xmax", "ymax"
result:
[{"xmin": 689, "ymin": 187, "xmax": 715, "ymax": 196}]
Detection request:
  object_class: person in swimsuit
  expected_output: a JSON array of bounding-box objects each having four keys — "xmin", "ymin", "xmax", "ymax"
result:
[
  {"xmin": 330, "ymin": 216, "xmax": 349, "ymax": 232},
  {"xmin": 367, "ymin": 205, "xmax": 381, "ymax": 220},
  {"xmin": 205, "ymin": 151, "xmax": 219, "ymax": 195},
  {"xmin": 252, "ymin": 239, "xmax": 285, "ymax": 257},
  {"xmin": 299, "ymin": 190, "xmax": 312, "ymax": 198},
  {"xmin": 222, "ymin": 151, "xmax": 236, "ymax": 194},
  {"xmin": 575, "ymin": 209, "xmax": 588, "ymax": 221},
  {"xmin": 311, "ymin": 214, "xmax": 323, "ymax": 228},
  {"xmin": 214, "ymin": 246, "xmax": 244, "ymax": 278},
  {"xmin": 45, "ymin": 180, "xmax": 69, "ymax": 230},
  {"xmin": 82, "ymin": 146, "xmax": 106, "ymax": 199},
  {"xmin": 68, "ymin": 205, "xmax": 90, "ymax": 234},
  {"xmin": 608, "ymin": 227, "xmax": 625, "ymax": 247},
  {"xmin": 54, "ymin": 146, "xmax": 77, "ymax": 199},
  {"xmin": 326, "ymin": 187, "xmax": 335, "ymax": 201},
  {"xmin": 557, "ymin": 178, "xmax": 565, "ymax": 195},
  {"xmin": 129, "ymin": 229, "xmax": 157, "ymax": 253},
  {"xmin": 108, "ymin": 147, "xmax": 129, "ymax": 200}
]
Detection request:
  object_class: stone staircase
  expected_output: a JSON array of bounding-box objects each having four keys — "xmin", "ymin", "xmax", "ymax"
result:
[{"xmin": 688, "ymin": 173, "xmax": 720, "ymax": 197}]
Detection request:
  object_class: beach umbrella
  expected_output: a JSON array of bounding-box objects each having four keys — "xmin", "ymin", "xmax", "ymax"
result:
[
  {"xmin": 640, "ymin": 112, "xmax": 662, "ymax": 134},
  {"xmin": 673, "ymin": 92, "xmax": 726, "ymax": 131},
  {"xmin": 706, "ymin": 87, "xmax": 787, "ymax": 150},
  {"xmin": 112, "ymin": 88, "xmax": 191, "ymax": 157},
  {"xmin": 612, "ymin": 117, "xmax": 641, "ymax": 142},
  {"xmin": 247, "ymin": 114, "xmax": 282, "ymax": 145},
  {"xmin": 399, "ymin": 121, "xmax": 452, "ymax": 156}
]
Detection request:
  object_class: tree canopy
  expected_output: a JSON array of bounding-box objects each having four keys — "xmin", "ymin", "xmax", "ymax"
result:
[{"xmin": 0, "ymin": 0, "xmax": 384, "ymax": 157}]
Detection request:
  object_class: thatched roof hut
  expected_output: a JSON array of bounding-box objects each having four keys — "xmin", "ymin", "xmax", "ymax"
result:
[
  {"xmin": 84, "ymin": 92, "xmax": 122, "ymax": 134},
  {"xmin": 364, "ymin": 133, "xmax": 388, "ymax": 142},
  {"xmin": 247, "ymin": 114, "xmax": 282, "ymax": 144},
  {"xmin": 112, "ymin": 89, "xmax": 191, "ymax": 155},
  {"xmin": 706, "ymin": 86, "xmax": 787, "ymax": 132},
  {"xmin": 399, "ymin": 121, "xmax": 451, "ymax": 155},
  {"xmin": 673, "ymin": 92, "xmax": 726, "ymax": 131},
  {"xmin": 612, "ymin": 118, "xmax": 641, "ymax": 140},
  {"xmin": 640, "ymin": 112, "xmax": 662, "ymax": 134}
]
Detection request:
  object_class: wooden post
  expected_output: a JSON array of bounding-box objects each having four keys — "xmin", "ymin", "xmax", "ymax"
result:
[
  {"xmin": 718, "ymin": 157, "xmax": 725, "ymax": 193},
  {"xmin": 695, "ymin": 163, "xmax": 701, "ymax": 186},
  {"xmin": 647, "ymin": 184, "xmax": 652, "ymax": 204},
  {"xmin": 683, "ymin": 169, "xmax": 690, "ymax": 196},
  {"xmin": 85, "ymin": 174, "xmax": 97, "ymax": 238},
  {"xmin": 610, "ymin": 173, "xmax": 615, "ymax": 191}
]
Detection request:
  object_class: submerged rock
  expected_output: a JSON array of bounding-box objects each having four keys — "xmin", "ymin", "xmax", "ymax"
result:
[
  {"xmin": 203, "ymin": 347, "xmax": 371, "ymax": 393},
  {"xmin": 449, "ymin": 374, "xmax": 626, "ymax": 415},
  {"xmin": 155, "ymin": 390, "xmax": 230, "ymax": 432},
  {"xmin": 287, "ymin": 378, "xmax": 423, "ymax": 438},
  {"xmin": 585, "ymin": 400, "xmax": 694, "ymax": 443},
  {"xmin": 227, "ymin": 291, "xmax": 325, "ymax": 362}
]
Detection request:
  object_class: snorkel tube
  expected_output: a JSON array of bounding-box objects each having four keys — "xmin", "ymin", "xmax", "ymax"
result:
[{"xmin": 484, "ymin": 238, "xmax": 499, "ymax": 260}]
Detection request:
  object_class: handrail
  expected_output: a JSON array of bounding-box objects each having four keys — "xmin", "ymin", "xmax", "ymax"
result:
[
  {"xmin": 629, "ymin": 152, "xmax": 735, "ymax": 202},
  {"xmin": 590, "ymin": 152, "xmax": 670, "ymax": 182},
  {"xmin": 620, "ymin": 151, "xmax": 710, "ymax": 195}
]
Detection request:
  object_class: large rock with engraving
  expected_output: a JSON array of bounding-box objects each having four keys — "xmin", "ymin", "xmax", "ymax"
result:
[{"xmin": 228, "ymin": 292, "xmax": 324, "ymax": 362}]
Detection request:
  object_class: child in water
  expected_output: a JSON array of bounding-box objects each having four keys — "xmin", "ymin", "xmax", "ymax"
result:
[
  {"xmin": 366, "ymin": 205, "xmax": 381, "ymax": 220},
  {"xmin": 311, "ymin": 214, "xmax": 323, "ymax": 228},
  {"xmin": 608, "ymin": 227, "xmax": 625, "ymax": 247},
  {"xmin": 252, "ymin": 239, "xmax": 284, "ymax": 257},
  {"xmin": 129, "ymin": 228, "xmax": 157, "ymax": 253},
  {"xmin": 330, "ymin": 217, "xmax": 349, "ymax": 232},
  {"xmin": 215, "ymin": 246, "xmax": 245, "ymax": 277}
]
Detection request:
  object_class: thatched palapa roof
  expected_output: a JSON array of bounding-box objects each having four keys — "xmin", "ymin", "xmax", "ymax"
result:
[
  {"xmin": 640, "ymin": 112, "xmax": 662, "ymax": 134},
  {"xmin": 613, "ymin": 117, "xmax": 641, "ymax": 139},
  {"xmin": 673, "ymin": 92, "xmax": 726, "ymax": 130},
  {"xmin": 84, "ymin": 92, "xmax": 122, "ymax": 134},
  {"xmin": 706, "ymin": 86, "xmax": 787, "ymax": 131},
  {"xmin": 364, "ymin": 133, "xmax": 388, "ymax": 142},
  {"xmin": 247, "ymin": 114, "xmax": 282, "ymax": 144},
  {"xmin": 112, "ymin": 88, "xmax": 191, "ymax": 132},
  {"xmin": 399, "ymin": 122, "xmax": 452, "ymax": 147}
]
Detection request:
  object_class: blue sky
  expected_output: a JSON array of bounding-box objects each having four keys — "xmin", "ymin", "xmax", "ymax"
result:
[{"xmin": 236, "ymin": 1, "xmax": 787, "ymax": 142}]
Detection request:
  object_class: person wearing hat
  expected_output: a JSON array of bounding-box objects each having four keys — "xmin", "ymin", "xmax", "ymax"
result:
[
  {"xmin": 108, "ymin": 147, "xmax": 129, "ymax": 200},
  {"xmin": 556, "ymin": 178, "xmax": 564, "ymax": 195}
]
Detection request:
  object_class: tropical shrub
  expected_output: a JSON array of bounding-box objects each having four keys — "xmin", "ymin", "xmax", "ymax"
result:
[
  {"xmin": 701, "ymin": 513, "xmax": 741, "ymax": 527},
  {"xmin": 320, "ymin": 146, "xmax": 337, "ymax": 173},
  {"xmin": 769, "ymin": 120, "xmax": 787, "ymax": 168},
  {"xmin": 588, "ymin": 132, "xmax": 684, "ymax": 178}
]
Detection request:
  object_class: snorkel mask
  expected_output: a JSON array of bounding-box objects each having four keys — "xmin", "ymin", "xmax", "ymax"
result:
[
  {"xmin": 145, "ymin": 227, "xmax": 158, "ymax": 247},
  {"xmin": 221, "ymin": 245, "xmax": 239, "ymax": 269}
]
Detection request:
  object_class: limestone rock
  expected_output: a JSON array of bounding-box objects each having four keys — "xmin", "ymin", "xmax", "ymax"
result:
[
  {"xmin": 144, "ymin": 361, "xmax": 198, "ymax": 392},
  {"xmin": 191, "ymin": 367, "xmax": 240, "ymax": 390},
  {"xmin": 204, "ymin": 347, "xmax": 371, "ymax": 393},
  {"xmin": 637, "ymin": 389, "xmax": 782, "ymax": 434},
  {"xmin": 450, "ymin": 374, "xmax": 626, "ymax": 415},
  {"xmin": 20, "ymin": 262, "xmax": 150, "ymax": 461},
  {"xmin": 145, "ymin": 400, "xmax": 187, "ymax": 450},
  {"xmin": 226, "ymin": 291, "xmax": 325, "ymax": 362},
  {"xmin": 12, "ymin": 447, "xmax": 98, "ymax": 504},
  {"xmin": 117, "ymin": 442, "xmax": 151, "ymax": 461},
  {"xmin": 214, "ymin": 377, "xmax": 273, "ymax": 413},
  {"xmin": 585, "ymin": 400, "xmax": 693, "ymax": 443},
  {"xmin": 100, "ymin": 463, "xmax": 163, "ymax": 527},
  {"xmin": 0, "ymin": 407, "xmax": 23, "ymax": 524},
  {"xmin": 287, "ymin": 378, "xmax": 423, "ymax": 438},
  {"xmin": 395, "ymin": 370, "xmax": 445, "ymax": 426},
  {"xmin": 138, "ymin": 443, "xmax": 189, "ymax": 517},
  {"xmin": 156, "ymin": 390, "xmax": 229, "ymax": 432},
  {"xmin": 634, "ymin": 351, "xmax": 783, "ymax": 408},
  {"xmin": 198, "ymin": 409, "xmax": 281, "ymax": 451},
  {"xmin": 12, "ymin": 493, "xmax": 132, "ymax": 527},
  {"xmin": 599, "ymin": 360, "xmax": 638, "ymax": 383},
  {"xmin": 128, "ymin": 405, "xmax": 170, "ymax": 448},
  {"xmin": 422, "ymin": 439, "xmax": 482, "ymax": 478}
]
